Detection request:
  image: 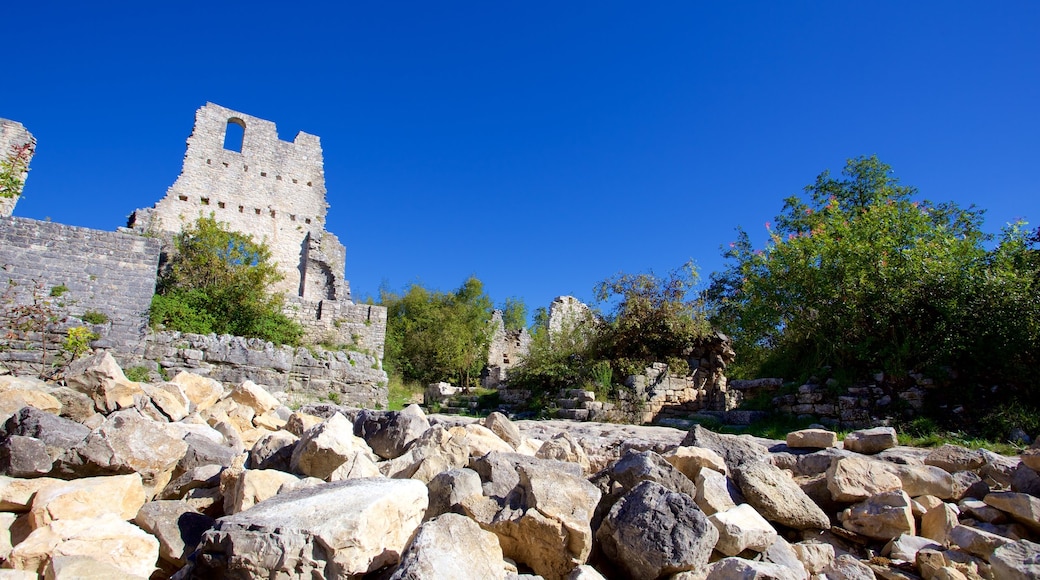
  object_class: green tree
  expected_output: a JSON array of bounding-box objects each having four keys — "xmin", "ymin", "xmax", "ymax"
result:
[
  {"xmin": 500, "ymin": 297, "xmax": 528, "ymax": 330},
  {"xmin": 595, "ymin": 261, "xmax": 712, "ymax": 376},
  {"xmin": 381, "ymin": 277, "xmax": 493, "ymax": 388},
  {"xmin": 705, "ymin": 156, "xmax": 1040, "ymax": 395},
  {"xmin": 150, "ymin": 215, "xmax": 303, "ymax": 345}
]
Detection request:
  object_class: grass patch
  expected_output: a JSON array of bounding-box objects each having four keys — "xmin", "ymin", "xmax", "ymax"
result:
[
  {"xmin": 721, "ymin": 413, "xmax": 818, "ymax": 440},
  {"xmin": 388, "ymin": 374, "xmax": 424, "ymax": 411}
]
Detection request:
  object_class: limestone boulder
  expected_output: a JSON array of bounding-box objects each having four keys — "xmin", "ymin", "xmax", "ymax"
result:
[
  {"xmin": 735, "ymin": 460, "xmax": 830, "ymax": 530},
  {"xmin": 883, "ymin": 533, "xmax": 942, "ymax": 562},
  {"xmin": 0, "ymin": 389, "xmax": 61, "ymax": 419},
  {"xmin": 290, "ymin": 412, "xmax": 375, "ymax": 480},
  {"xmin": 464, "ymin": 423, "xmax": 515, "ymax": 457},
  {"xmin": 483, "ymin": 411, "xmax": 522, "ymax": 449},
  {"xmin": 883, "ymin": 462, "xmax": 956, "ymax": 500},
  {"xmin": 219, "ymin": 467, "xmax": 300, "ymax": 515},
  {"xmin": 7, "ymin": 513, "xmax": 159, "ymax": 578},
  {"xmin": 3, "ymin": 406, "xmax": 90, "ymax": 462},
  {"xmin": 28, "ymin": 473, "xmax": 145, "ymax": 529},
  {"xmin": 0, "ymin": 476, "xmax": 62, "ymax": 512},
  {"xmin": 786, "ymin": 428, "xmax": 838, "ymax": 449},
  {"xmin": 69, "ymin": 409, "xmax": 188, "ymax": 495},
  {"xmin": 62, "ymin": 351, "xmax": 142, "ymax": 413},
  {"xmin": 229, "ymin": 380, "xmax": 280, "ymax": 415},
  {"xmin": 926, "ymin": 444, "xmax": 986, "ymax": 473},
  {"xmin": 842, "ymin": 427, "xmax": 898, "ymax": 455},
  {"xmin": 535, "ymin": 431, "xmax": 592, "ymax": 474},
  {"xmin": 983, "ymin": 491, "xmax": 1040, "ymax": 532},
  {"xmin": 823, "ymin": 554, "xmax": 876, "ymax": 580},
  {"xmin": 188, "ymin": 478, "xmax": 428, "ymax": 579},
  {"xmin": 609, "ymin": 449, "xmax": 698, "ymax": 499},
  {"xmin": 695, "ymin": 467, "xmax": 741, "ymax": 516},
  {"xmin": 826, "ymin": 455, "xmax": 903, "ymax": 502},
  {"xmin": 285, "ymin": 411, "xmax": 323, "ymax": 436},
  {"xmin": 921, "ymin": 501, "xmax": 959, "ymax": 545},
  {"xmin": 134, "ymin": 500, "xmax": 214, "ymax": 567},
  {"xmin": 389, "ymin": 513, "xmax": 504, "ymax": 580},
  {"xmin": 160, "ymin": 464, "xmax": 223, "ymax": 501},
  {"xmin": 426, "ymin": 467, "xmax": 483, "ymax": 520},
  {"xmin": 990, "ymin": 539, "xmax": 1040, "ymax": 580},
  {"xmin": 380, "ymin": 424, "xmax": 470, "ymax": 483},
  {"xmin": 475, "ymin": 462, "xmax": 600, "ymax": 580},
  {"xmin": 169, "ymin": 371, "xmax": 223, "ymax": 412},
  {"xmin": 597, "ymin": 480, "xmax": 718, "ymax": 580},
  {"xmin": 663, "ymin": 445, "xmax": 728, "ymax": 481},
  {"xmin": 354, "ymin": 404, "xmax": 430, "ymax": 460},
  {"xmin": 468, "ymin": 451, "xmax": 582, "ymax": 501},
  {"xmin": 709, "ymin": 503, "xmax": 779, "ymax": 556},
  {"xmin": 327, "ymin": 449, "xmax": 382, "ymax": 481},
  {"xmin": 949, "ymin": 524, "xmax": 1013, "ymax": 559},
  {"xmin": 0, "ymin": 436, "xmax": 52, "ymax": 477},
  {"xmin": 248, "ymin": 429, "xmax": 298, "ymax": 471},
  {"xmin": 681, "ymin": 424, "xmax": 771, "ymax": 472},
  {"xmin": 792, "ymin": 541, "xmax": 835, "ymax": 575},
  {"xmin": 706, "ymin": 557, "xmax": 805, "ymax": 580},
  {"xmin": 1020, "ymin": 448, "xmax": 1040, "ymax": 472},
  {"xmin": 839, "ymin": 490, "xmax": 915, "ymax": 541},
  {"xmin": 44, "ymin": 555, "xmax": 149, "ymax": 580},
  {"xmin": 141, "ymin": 383, "xmax": 189, "ymax": 422}
]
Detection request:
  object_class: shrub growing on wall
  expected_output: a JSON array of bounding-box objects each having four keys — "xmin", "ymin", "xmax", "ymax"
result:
[{"xmin": 150, "ymin": 215, "xmax": 303, "ymax": 345}]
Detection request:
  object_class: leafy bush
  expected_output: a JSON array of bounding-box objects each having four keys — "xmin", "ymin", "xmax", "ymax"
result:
[
  {"xmin": 706, "ymin": 156, "xmax": 1040, "ymax": 389},
  {"xmin": 150, "ymin": 216, "xmax": 303, "ymax": 345}
]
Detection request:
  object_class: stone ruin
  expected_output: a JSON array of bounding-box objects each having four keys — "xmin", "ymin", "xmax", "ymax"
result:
[
  {"xmin": 129, "ymin": 103, "xmax": 385, "ymax": 359},
  {"xmin": 481, "ymin": 310, "xmax": 533, "ymax": 389},
  {"xmin": 0, "ymin": 119, "xmax": 36, "ymax": 219}
]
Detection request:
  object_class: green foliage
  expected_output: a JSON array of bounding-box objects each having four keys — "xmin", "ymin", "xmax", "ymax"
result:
[
  {"xmin": 124, "ymin": 366, "xmax": 153, "ymax": 382},
  {"xmin": 595, "ymin": 261, "xmax": 712, "ymax": 375},
  {"xmin": 1, "ymin": 280, "xmax": 72, "ymax": 377},
  {"xmin": 706, "ymin": 156, "xmax": 1040, "ymax": 401},
  {"xmin": 387, "ymin": 375, "xmax": 424, "ymax": 411},
  {"xmin": 0, "ymin": 142, "xmax": 33, "ymax": 200},
  {"xmin": 500, "ymin": 297, "xmax": 528, "ymax": 330},
  {"xmin": 80, "ymin": 310, "xmax": 109, "ymax": 325},
  {"xmin": 49, "ymin": 284, "xmax": 69, "ymax": 297},
  {"xmin": 150, "ymin": 216, "xmax": 303, "ymax": 345},
  {"xmin": 381, "ymin": 277, "xmax": 493, "ymax": 389},
  {"xmin": 61, "ymin": 326, "xmax": 97, "ymax": 361},
  {"xmin": 507, "ymin": 307, "xmax": 602, "ymax": 408}
]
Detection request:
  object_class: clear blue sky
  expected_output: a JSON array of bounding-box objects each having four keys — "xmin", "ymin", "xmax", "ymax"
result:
[{"xmin": 3, "ymin": 2, "xmax": 1038, "ymax": 316}]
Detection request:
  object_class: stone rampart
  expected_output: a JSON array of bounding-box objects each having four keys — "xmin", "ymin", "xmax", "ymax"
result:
[
  {"xmin": 0, "ymin": 216, "xmax": 160, "ymax": 366},
  {"xmin": 137, "ymin": 331, "xmax": 388, "ymax": 409}
]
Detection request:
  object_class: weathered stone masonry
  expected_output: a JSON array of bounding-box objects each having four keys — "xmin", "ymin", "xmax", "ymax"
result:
[
  {"xmin": 0, "ymin": 119, "xmax": 35, "ymax": 219},
  {"xmin": 129, "ymin": 103, "xmax": 385, "ymax": 359},
  {"xmin": 0, "ymin": 216, "xmax": 161, "ymax": 358}
]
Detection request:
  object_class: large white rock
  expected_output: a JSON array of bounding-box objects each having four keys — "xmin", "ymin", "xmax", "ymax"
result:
[
  {"xmin": 826, "ymin": 456, "xmax": 902, "ymax": 502},
  {"xmin": 290, "ymin": 413, "xmax": 374, "ymax": 480},
  {"xmin": 709, "ymin": 503, "xmax": 778, "ymax": 556},
  {"xmin": 786, "ymin": 429, "xmax": 838, "ymax": 449},
  {"xmin": 983, "ymin": 491, "xmax": 1040, "ymax": 533},
  {"xmin": 219, "ymin": 467, "xmax": 300, "ymax": 514},
  {"xmin": 839, "ymin": 490, "xmax": 915, "ymax": 541},
  {"xmin": 170, "ymin": 371, "xmax": 223, "ymax": 412},
  {"xmin": 28, "ymin": 473, "xmax": 145, "ymax": 529},
  {"xmin": 389, "ymin": 513, "xmax": 505, "ymax": 580},
  {"xmin": 842, "ymin": 427, "xmax": 898, "ymax": 455},
  {"xmin": 663, "ymin": 446, "xmax": 728, "ymax": 481},
  {"xmin": 8, "ymin": 514, "xmax": 159, "ymax": 578},
  {"xmin": 190, "ymin": 478, "xmax": 429, "ymax": 578},
  {"xmin": 62, "ymin": 351, "xmax": 142, "ymax": 413},
  {"xmin": 229, "ymin": 380, "xmax": 280, "ymax": 415}
]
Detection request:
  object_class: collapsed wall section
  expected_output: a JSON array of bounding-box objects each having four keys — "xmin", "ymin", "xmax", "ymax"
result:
[
  {"xmin": 0, "ymin": 119, "xmax": 36, "ymax": 218},
  {"xmin": 0, "ymin": 217, "xmax": 161, "ymax": 365}
]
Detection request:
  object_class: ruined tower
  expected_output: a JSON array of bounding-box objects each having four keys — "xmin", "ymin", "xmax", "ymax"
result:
[
  {"xmin": 131, "ymin": 103, "xmax": 385, "ymax": 358},
  {"xmin": 0, "ymin": 119, "xmax": 36, "ymax": 219}
]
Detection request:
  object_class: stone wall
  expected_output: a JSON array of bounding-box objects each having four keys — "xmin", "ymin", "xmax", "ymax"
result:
[
  {"xmin": 727, "ymin": 375, "xmax": 931, "ymax": 429},
  {"xmin": 0, "ymin": 119, "xmax": 35, "ymax": 218},
  {"xmin": 482, "ymin": 310, "xmax": 532, "ymax": 389},
  {"xmin": 136, "ymin": 331, "xmax": 388, "ymax": 409},
  {"xmin": 0, "ymin": 216, "xmax": 161, "ymax": 368}
]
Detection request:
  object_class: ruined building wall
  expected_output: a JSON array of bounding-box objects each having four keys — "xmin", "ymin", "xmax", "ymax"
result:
[
  {"xmin": 130, "ymin": 103, "xmax": 385, "ymax": 358},
  {"xmin": 0, "ymin": 119, "xmax": 36, "ymax": 219},
  {"xmin": 0, "ymin": 217, "xmax": 161, "ymax": 367},
  {"xmin": 482, "ymin": 310, "xmax": 532, "ymax": 389}
]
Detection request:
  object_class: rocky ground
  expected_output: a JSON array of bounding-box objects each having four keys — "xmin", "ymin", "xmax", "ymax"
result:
[{"xmin": 0, "ymin": 352, "xmax": 1037, "ymax": 579}]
